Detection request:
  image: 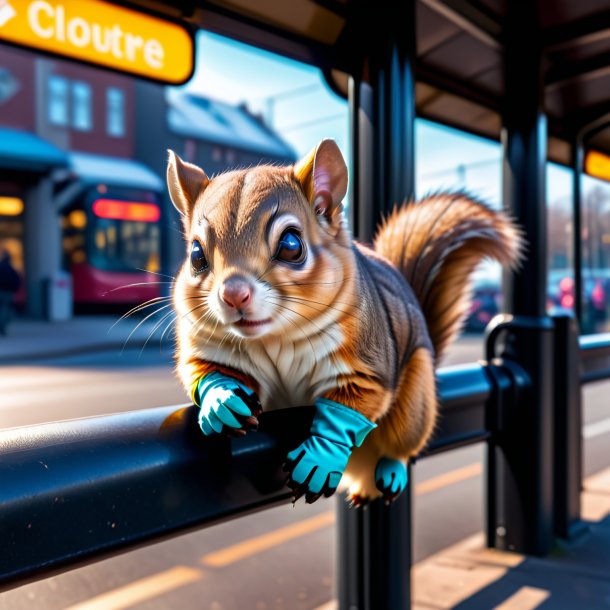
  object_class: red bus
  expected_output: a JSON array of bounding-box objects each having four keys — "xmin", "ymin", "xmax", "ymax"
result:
[{"xmin": 62, "ymin": 184, "xmax": 162, "ymax": 308}]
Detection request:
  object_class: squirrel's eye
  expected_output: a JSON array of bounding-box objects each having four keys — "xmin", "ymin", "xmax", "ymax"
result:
[
  {"xmin": 275, "ymin": 230, "xmax": 305, "ymax": 264},
  {"xmin": 191, "ymin": 240, "xmax": 208, "ymax": 274}
]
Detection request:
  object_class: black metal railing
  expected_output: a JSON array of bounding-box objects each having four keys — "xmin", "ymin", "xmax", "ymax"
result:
[
  {"xmin": 0, "ymin": 361, "xmax": 500, "ymax": 592},
  {"xmin": 3, "ymin": 314, "xmax": 610, "ymax": 609},
  {"xmin": 579, "ymin": 332, "xmax": 610, "ymax": 382}
]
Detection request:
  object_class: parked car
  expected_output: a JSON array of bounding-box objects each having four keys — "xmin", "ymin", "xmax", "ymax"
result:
[
  {"xmin": 548, "ymin": 269, "xmax": 610, "ymax": 333},
  {"xmin": 464, "ymin": 267, "xmax": 610, "ymax": 333},
  {"xmin": 464, "ymin": 265, "xmax": 502, "ymax": 332}
]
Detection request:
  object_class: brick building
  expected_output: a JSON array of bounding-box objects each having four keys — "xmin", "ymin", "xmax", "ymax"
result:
[{"xmin": 0, "ymin": 44, "xmax": 295, "ymax": 317}]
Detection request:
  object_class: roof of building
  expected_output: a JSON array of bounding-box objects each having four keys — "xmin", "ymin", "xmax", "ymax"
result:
[
  {"xmin": 166, "ymin": 91, "xmax": 296, "ymax": 160},
  {"xmin": 68, "ymin": 152, "xmax": 164, "ymax": 192},
  {"xmin": 0, "ymin": 128, "xmax": 68, "ymax": 172}
]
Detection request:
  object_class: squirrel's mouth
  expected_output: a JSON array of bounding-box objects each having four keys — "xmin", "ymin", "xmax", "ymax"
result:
[{"xmin": 234, "ymin": 317, "xmax": 273, "ymax": 328}]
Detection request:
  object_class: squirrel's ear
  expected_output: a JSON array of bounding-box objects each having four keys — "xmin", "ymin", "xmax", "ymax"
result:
[
  {"xmin": 166, "ymin": 151, "xmax": 209, "ymax": 218},
  {"xmin": 294, "ymin": 139, "xmax": 347, "ymax": 233}
]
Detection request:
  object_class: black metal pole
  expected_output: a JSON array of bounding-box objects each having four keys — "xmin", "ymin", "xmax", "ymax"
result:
[
  {"xmin": 339, "ymin": 1, "xmax": 415, "ymax": 608},
  {"xmin": 552, "ymin": 314, "xmax": 582, "ymax": 539},
  {"xmin": 493, "ymin": 0, "xmax": 555, "ymax": 555},
  {"xmin": 371, "ymin": 6, "xmax": 416, "ymax": 212},
  {"xmin": 349, "ymin": 76, "xmax": 375, "ymax": 243}
]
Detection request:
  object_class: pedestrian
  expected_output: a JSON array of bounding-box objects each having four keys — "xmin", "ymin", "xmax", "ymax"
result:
[{"xmin": 0, "ymin": 250, "xmax": 21, "ymax": 336}]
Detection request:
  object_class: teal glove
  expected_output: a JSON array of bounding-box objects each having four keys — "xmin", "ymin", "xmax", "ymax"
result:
[
  {"xmin": 194, "ymin": 372, "xmax": 261, "ymax": 437},
  {"xmin": 284, "ymin": 398, "xmax": 376, "ymax": 503}
]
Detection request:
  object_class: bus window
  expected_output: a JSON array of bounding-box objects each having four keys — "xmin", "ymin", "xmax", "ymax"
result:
[{"xmin": 61, "ymin": 187, "xmax": 162, "ymax": 306}]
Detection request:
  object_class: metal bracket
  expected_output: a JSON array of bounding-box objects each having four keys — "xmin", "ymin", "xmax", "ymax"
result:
[{"xmin": 485, "ymin": 313, "xmax": 555, "ymax": 362}]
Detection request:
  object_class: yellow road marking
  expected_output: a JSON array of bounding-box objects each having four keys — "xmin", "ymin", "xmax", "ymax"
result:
[
  {"xmin": 201, "ymin": 463, "xmax": 483, "ymax": 568},
  {"xmin": 63, "ymin": 566, "xmax": 203, "ymax": 610},
  {"xmin": 201, "ymin": 511, "xmax": 335, "ymax": 567},
  {"xmin": 492, "ymin": 586, "xmax": 550, "ymax": 610},
  {"xmin": 415, "ymin": 462, "xmax": 482, "ymax": 495}
]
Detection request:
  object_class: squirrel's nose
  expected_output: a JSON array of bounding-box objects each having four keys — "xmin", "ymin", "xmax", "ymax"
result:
[{"xmin": 220, "ymin": 277, "xmax": 252, "ymax": 309}]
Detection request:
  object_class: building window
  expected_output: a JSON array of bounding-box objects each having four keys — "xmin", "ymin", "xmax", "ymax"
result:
[
  {"xmin": 106, "ymin": 87, "xmax": 125, "ymax": 137},
  {"xmin": 72, "ymin": 81, "xmax": 92, "ymax": 131},
  {"xmin": 48, "ymin": 75, "xmax": 68, "ymax": 126}
]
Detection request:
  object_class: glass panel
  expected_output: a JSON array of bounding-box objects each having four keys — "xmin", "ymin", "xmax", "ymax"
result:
[
  {"xmin": 547, "ymin": 163, "xmax": 574, "ymax": 316},
  {"xmin": 582, "ymin": 174, "xmax": 610, "ymax": 333},
  {"xmin": 416, "ymin": 119, "xmax": 502, "ymax": 364}
]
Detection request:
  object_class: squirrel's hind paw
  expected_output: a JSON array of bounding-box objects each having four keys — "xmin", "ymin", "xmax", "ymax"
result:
[{"xmin": 375, "ymin": 457, "xmax": 408, "ymax": 504}]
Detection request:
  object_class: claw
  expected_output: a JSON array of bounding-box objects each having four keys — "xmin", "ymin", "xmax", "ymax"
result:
[
  {"xmin": 323, "ymin": 486, "xmax": 338, "ymax": 498},
  {"xmin": 286, "ymin": 462, "xmax": 318, "ymax": 504},
  {"xmin": 305, "ymin": 489, "xmax": 323, "ymax": 504},
  {"xmin": 290, "ymin": 483, "xmax": 307, "ymax": 504},
  {"xmin": 242, "ymin": 415, "xmax": 259, "ymax": 428},
  {"xmin": 383, "ymin": 491, "xmax": 402, "ymax": 505},
  {"xmin": 349, "ymin": 494, "xmax": 369, "ymax": 508}
]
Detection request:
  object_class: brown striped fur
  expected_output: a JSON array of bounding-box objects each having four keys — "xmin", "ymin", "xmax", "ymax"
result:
[
  {"xmin": 375, "ymin": 194, "xmax": 524, "ymax": 363},
  {"xmin": 168, "ymin": 142, "xmax": 523, "ymax": 501}
]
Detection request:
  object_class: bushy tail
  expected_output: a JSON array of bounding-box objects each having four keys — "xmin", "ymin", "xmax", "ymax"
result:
[{"xmin": 374, "ymin": 193, "xmax": 524, "ymax": 363}]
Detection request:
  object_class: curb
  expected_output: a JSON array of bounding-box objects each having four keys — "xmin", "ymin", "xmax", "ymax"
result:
[{"xmin": 0, "ymin": 340, "xmax": 160, "ymax": 365}]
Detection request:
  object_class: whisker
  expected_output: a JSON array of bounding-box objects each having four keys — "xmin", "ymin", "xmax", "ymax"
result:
[
  {"xmin": 104, "ymin": 282, "xmax": 174, "ymax": 295},
  {"xmin": 140, "ymin": 309, "xmax": 176, "ymax": 357},
  {"xmin": 111, "ymin": 294, "xmax": 205, "ymax": 333},
  {"xmin": 135, "ymin": 268, "xmax": 176, "ymax": 280},
  {"xmin": 203, "ymin": 312, "xmax": 221, "ymax": 347},
  {"xmin": 279, "ymin": 295, "xmax": 362, "ymax": 322},
  {"xmin": 121, "ymin": 302, "xmax": 175, "ymax": 354},
  {"xmin": 271, "ymin": 304, "xmax": 318, "ymax": 360},
  {"xmin": 160, "ymin": 313, "xmax": 178, "ymax": 349},
  {"xmin": 272, "ymin": 276, "xmax": 357, "ymax": 288},
  {"xmin": 281, "ymin": 293, "xmax": 361, "ymax": 311},
  {"xmin": 110, "ymin": 296, "xmax": 174, "ymax": 331},
  {"xmin": 268, "ymin": 298, "xmax": 338, "ymax": 349}
]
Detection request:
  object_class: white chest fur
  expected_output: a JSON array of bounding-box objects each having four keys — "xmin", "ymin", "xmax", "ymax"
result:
[{"xmin": 195, "ymin": 327, "xmax": 352, "ymax": 411}]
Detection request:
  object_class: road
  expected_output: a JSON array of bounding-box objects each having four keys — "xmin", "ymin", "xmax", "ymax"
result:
[{"xmin": 1, "ymin": 336, "xmax": 609, "ymax": 610}]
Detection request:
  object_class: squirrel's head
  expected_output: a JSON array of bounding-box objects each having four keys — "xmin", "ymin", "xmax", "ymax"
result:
[{"xmin": 168, "ymin": 139, "xmax": 354, "ymax": 341}]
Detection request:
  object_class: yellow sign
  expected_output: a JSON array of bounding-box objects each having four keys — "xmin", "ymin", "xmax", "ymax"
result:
[
  {"xmin": 585, "ymin": 150, "xmax": 610, "ymax": 183},
  {"xmin": 0, "ymin": 0, "xmax": 194, "ymax": 84},
  {"xmin": 0, "ymin": 196, "xmax": 24, "ymax": 215}
]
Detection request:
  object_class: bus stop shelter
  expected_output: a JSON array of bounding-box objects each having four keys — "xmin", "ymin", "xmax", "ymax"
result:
[{"xmin": 4, "ymin": 1, "xmax": 610, "ymax": 608}]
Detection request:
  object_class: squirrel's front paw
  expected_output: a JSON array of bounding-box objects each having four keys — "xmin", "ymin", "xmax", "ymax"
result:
[
  {"xmin": 284, "ymin": 399, "xmax": 377, "ymax": 504},
  {"xmin": 284, "ymin": 437, "xmax": 347, "ymax": 504},
  {"xmin": 196, "ymin": 372, "xmax": 262, "ymax": 437}
]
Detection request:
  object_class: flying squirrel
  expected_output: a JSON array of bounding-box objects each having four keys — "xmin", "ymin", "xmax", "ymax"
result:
[{"xmin": 168, "ymin": 139, "xmax": 523, "ymax": 505}]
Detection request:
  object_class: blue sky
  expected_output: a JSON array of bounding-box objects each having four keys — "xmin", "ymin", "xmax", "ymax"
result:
[
  {"xmin": 180, "ymin": 30, "xmax": 574, "ymax": 213},
  {"xmin": 183, "ymin": 31, "xmax": 348, "ymax": 161}
]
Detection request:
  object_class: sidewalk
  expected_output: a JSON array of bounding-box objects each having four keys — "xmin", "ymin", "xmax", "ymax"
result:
[
  {"xmin": 0, "ymin": 315, "xmax": 170, "ymax": 364},
  {"xmin": 412, "ymin": 467, "xmax": 610, "ymax": 609},
  {"xmin": 320, "ymin": 467, "xmax": 610, "ymax": 610}
]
